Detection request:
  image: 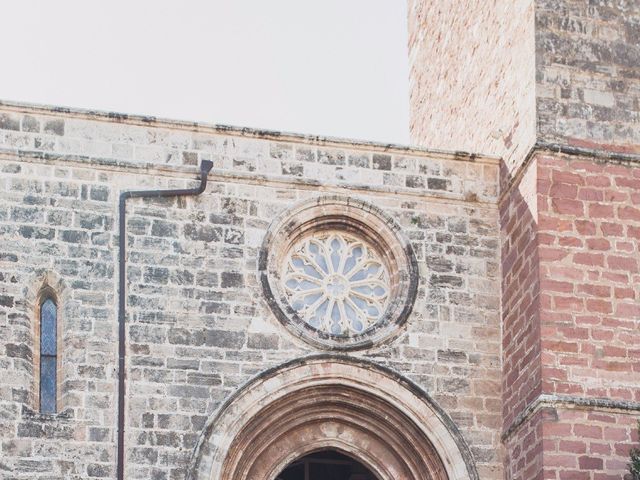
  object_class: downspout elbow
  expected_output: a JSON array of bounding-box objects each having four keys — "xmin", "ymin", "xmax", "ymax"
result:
[{"xmin": 197, "ymin": 160, "xmax": 213, "ymax": 193}]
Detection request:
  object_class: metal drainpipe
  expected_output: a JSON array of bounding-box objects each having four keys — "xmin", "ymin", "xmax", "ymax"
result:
[{"xmin": 117, "ymin": 161, "xmax": 213, "ymax": 480}]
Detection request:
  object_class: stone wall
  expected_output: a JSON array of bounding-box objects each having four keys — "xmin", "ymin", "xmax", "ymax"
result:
[
  {"xmin": 0, "ymin": 102, "xmax": 502, "ymax": 479},
  {"xmin": 408, "ymin": 0, "xmax": 640, "ymax": 177},
  {"xmin": 407, "ymin": 0, "xmax": 537, "ymax": 175},
  {"xmin": 536, "ymin": 0, "xmax": 640, "ymax": 153}
]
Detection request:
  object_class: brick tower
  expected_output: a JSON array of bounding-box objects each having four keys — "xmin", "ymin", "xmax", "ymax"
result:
[{"xmin": 408, "ymin": 1, "xmax": 640, "ymax": 478}]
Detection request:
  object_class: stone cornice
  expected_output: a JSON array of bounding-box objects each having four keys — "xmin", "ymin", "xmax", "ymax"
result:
[
  {"xmin": 502, "ymin": 393, "xmax": 640, "ymax": 443},
  {"xmin": 0, "ymin": 99, "xmax": 499, "ymax": 165},
  {"xmin": 499, "ymin": 140, "xmax": 640, "ymax": 205},
  {"xmin": 535, "ymin": 141, "xmax": 640, "ymax": 166}
]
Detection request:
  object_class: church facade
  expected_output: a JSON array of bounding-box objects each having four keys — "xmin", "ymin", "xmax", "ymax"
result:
[{"xmin": 0, "ymin": 1, "xmax": 638, "ymax": 479}]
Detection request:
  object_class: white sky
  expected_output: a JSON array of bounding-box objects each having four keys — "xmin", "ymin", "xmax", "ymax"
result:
[{"xmin": 2, "ymin": 1, "xmax": 410, "ymax": 144}]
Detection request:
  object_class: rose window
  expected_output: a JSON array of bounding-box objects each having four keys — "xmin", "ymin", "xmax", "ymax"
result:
[
  {"xmin": 260, "ymin": 196, "xmax": 418, "ymax": 350},
  {"xmin": 282, "ymin": 232, "xmax": 389, "ymax": 336}
]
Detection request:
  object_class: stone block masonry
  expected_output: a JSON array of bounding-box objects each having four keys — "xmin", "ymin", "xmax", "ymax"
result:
[
  {"xmin": 408, "ymin": 0, "xmax": 640, "ymax": 180},
  {"xmin": 0, "ymin": 1, "xmax": 638, "ymax": 476},
  {"xmin": 409, "ymin": 3, "xmax": 640, "ymax": 473},
  {"xmin": 0, "ymin": 102, "xmax": 502, "ymax": 479},
  {"xmin": 536, "ymin": 0, "xmax": 640, "ymax": 154},
  {"xmin": 408, "ymin": 0, "xmax": 537, "ymax": 174}
]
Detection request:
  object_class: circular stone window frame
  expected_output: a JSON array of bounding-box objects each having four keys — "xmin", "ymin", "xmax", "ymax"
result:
[{"xmin": 259, "ymin": 196, "xmax": 418, "ymax": 351}]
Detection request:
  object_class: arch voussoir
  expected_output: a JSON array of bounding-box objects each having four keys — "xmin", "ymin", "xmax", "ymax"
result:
[{"xmin": 188, "ymin": 355, "xmax": 478, "ymax": 480}]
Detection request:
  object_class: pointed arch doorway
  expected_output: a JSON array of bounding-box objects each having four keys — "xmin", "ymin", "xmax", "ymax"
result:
[{"xmin": 188, "ymin": 356, "xmax": 478, "ymax": 480}]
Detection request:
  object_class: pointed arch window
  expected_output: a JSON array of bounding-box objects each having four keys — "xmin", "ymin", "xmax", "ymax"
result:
[{"xmin": 39, "ymin": 297, "xmax": 57, "ymax": 413}]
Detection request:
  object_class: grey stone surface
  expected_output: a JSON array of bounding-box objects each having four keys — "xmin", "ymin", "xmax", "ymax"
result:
[
  {"xmin": 0, "ymin": 103, "xmax": 501, "ymax": 479},
  {"xmin": 536, "ymin": 0, "xmax": 640, "ymax": 152}
]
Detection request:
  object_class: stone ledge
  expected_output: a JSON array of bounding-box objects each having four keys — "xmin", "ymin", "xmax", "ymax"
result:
[
  {"xmin": 501, "ymin": 393, "xmax": 640, "ymax": 443},
  {"xmin": 0, "ymin": 147, "xmax": 499, "ymax": 206},
  {"xmin": 498, "ymin": 141, "xmax": 640, "ymax": 204},
  {"xmin": 0, "ymin": 99, "xmax": 499, "ymax": 164}
]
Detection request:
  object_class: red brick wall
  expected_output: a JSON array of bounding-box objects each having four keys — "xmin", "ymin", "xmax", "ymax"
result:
[
  {"xmin": 504, "ymin": 409, "xmax": 544, "ymax": 480},
  {"xmin": 537, "ymin": 154, "xmax": 640, "ymax": 402},
  {"xmin": 541, "ymin": 408, "xmax": 638, "ymax": 480},
  {"xmin": 501, "ymin": 159, "xmax": 542, "ymax": 428},
  {"xmin": 501, "ymin": 157, "xmax": 545, "ymax": 479},
  {"xmin": 503, "ymin": 152, "xmax": 640, "ymax": 479}
]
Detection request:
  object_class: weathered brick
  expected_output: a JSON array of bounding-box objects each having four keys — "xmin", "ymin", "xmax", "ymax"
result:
[
  {"xmin": 151, "ymin": 220, "xmax": 177, "ymax": 238},
  {"xmin": 204, "ymin": 330, "xmax": 244, "ymax": 349},
  {"xmin": 21, "ymin": 115, "xmax": 40, "ymax": 133},
  {"xmin": 0, "ymin": 295, "xmax": 15, "ymax": 307},
  {"xmin": 247, "ymin": 333, "xmax": 279, "ymax": 350},
  {"xmin": 427, "ymin": 177, "xmax": 450, "ymax": 191},
  {"xmin": 89, "ymin": 186, "xmax": 110, "ymax": 202}
]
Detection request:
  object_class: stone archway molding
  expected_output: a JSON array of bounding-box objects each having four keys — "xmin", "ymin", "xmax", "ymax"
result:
[{"xmin": 187, "ymin": 355, "xmax": 478, "ymax": 480}]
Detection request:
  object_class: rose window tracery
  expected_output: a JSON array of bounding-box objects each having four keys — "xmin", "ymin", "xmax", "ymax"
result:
[
  {"xmin": 282, "ymin": 233, "xmax": 389, "ymax": 336},
  {"xmin": 260, "ymin": 196, "xmax": 418, "ymax": 350}
]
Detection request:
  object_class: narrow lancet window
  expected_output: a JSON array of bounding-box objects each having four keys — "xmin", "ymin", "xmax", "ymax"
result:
[{"xmin": 40, "ymin": 298, "xmax": 57, "ymax": 413}]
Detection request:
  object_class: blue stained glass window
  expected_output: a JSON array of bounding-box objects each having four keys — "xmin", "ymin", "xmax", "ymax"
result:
[
  {"xmin": 40, "ymin": 298, "xmax": 57, "ymax": 414},
  {"xmin": 41, "ymin": 299, "xmax": 57, "ymax": 355},
  {"xmin": 40, "ymin": 356, "xmax": 57, "ymax": 413}
]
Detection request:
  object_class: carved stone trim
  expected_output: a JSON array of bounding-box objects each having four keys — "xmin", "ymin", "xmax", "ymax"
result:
[
  {"xmin": 501, "ymin": 393, "xmax": 640, "ymax": 442},
  {"xmin": 259, "ymin": 196, "xmax": 418, "ymax": 350},
  {"xmin": 188, "ymin": 355, "xmax": 478, "ymax": 480}
]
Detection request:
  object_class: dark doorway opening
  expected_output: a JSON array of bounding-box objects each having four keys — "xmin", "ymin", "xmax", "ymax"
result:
[{"xmin": 276, "ymin": 450, "xmax": 377, "ymax": 480}]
